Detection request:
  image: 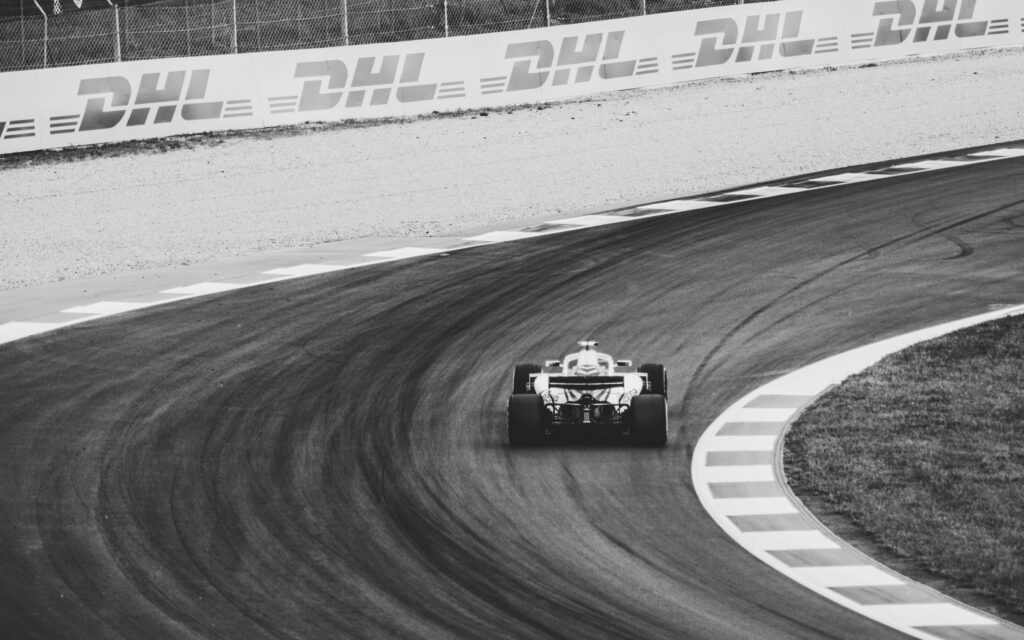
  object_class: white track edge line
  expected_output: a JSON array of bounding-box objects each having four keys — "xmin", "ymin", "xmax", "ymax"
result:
[{"xmin": 1, "ymin": 147, "xmax": 1021, "ymax": 348}]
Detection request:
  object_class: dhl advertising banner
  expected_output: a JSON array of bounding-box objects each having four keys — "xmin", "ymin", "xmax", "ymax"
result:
[{"xmin": 0, "ymin": 0, "xmax": 1021, "ymax": 154}]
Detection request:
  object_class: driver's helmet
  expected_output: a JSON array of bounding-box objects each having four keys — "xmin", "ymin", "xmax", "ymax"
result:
[
  {"xmin": 574, "ymin": 361, "xmax": 603, "ymax": 376},
  {"xmin": 573, "ymin": 349, "xmax": 605, "ymax": 377}
]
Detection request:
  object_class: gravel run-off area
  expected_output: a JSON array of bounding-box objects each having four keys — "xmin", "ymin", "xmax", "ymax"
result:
[{"xmin": 1, "ymin": 47, "xmax": 1023, "ymax": 291}]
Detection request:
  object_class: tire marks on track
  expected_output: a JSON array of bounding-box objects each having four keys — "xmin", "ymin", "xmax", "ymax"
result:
[{"xmin": 0, "ymin": 147, "xmax": 1022, "ymax": 639}]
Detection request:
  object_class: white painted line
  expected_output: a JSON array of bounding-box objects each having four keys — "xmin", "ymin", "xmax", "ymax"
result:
[
  {"xmin": 972, "ymin": 148, "xmax": 1024, "ymax": 158},
  {"xmin": 703, "ymin": 465, "xmax": 775, "ymax": 483},
  {"xmin": 160, "ymin": 282, "xmax": 247, "ymax": 296},
  {"xmin": 633, "ymin": 202, "xmax": 689, "ymax": 211},
  {"xmin": 742, "ymin": 530, "xmax": 841, "ymax": 551},
  {"xmin": 812, "ymin": 172, "xmax": 889, "ymax": 184},
  {"xmin": 704, "ymin": 435, "xmax": 777, "ymax": 452},
  {"xmin": 365, "ymin": 247, "xmax": 447, "ymax": 259},
  {"xmin": 892, "ymin": 160, "xmax": 970, "ymax": 171},
  {"xmin": 791, "ymin": 565, "xmax": 903, "ymax": 588},
  {"xmin": 715, "ymin": 497, "xmax": 798, "ymax": 516},
  {"xmin": 465, "ymin": 230, "xmax": 546, "ymax": 242},
  {"xmin": 346, "ymin": 258, "xmax": 395, "ymax": 268},
  {"xmin": 235, "ymin": 276, "xmax": 295, "ymax": 287},
  {"xmin": 865, "ymin": 603, "xmax": 999, "ymax": 627},
  {"xmin": 755, "ymin": 364, "xmax": 849, "ymax": 396},
  {"xmin": 263, "ymin": 264, "xmax": 347, "ymax": 277},
  {"xmin": 551, "ymin": 214, "xmax": 632, "ymax": 227},
  {"xmin": 61, "ymin": 301, "xmax": 152, "ymax": 315},
  {"xmin": 0, "ymin": 322, "xmax": 67, "ymax": 343},
  {"xmin": 640, "ymin": 199, "xmax": 718, "ymax": 212},
  {"xmin": 728, "ymin": 186, "xmax": 807, "ymax": 197},
  {"xmin": 717, "ymin": 407, "xmax": 798, "ymax": 425}
]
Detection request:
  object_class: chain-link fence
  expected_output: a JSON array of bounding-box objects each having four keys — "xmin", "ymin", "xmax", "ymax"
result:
[{"xmin": 0, "ymin": 0, "xmax": 773, "ymax": 72}]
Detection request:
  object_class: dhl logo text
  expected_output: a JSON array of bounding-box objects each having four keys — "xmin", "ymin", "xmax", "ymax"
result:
[
  {"xmin": 693, "ymin": 11, "xmax": 815, "ymax": 67},
  {"xmin": 293, "ymin": 53, "xmax": 440, "ymax": 111},
  {"xmin": 503, "ymin": 31, "xmax": 636, "ymax": 91},
  {"xmin": 78, "ymin": 70, "xmax": 222, "ymax": 131},
  {"xmin": 872, "ymin": 0, "xmax": 989, "ymax": 45}
]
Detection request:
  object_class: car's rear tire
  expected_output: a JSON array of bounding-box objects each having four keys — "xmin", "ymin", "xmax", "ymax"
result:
[
  {"xmin": 512, "ymin": 364, "xmax": 543, "ymax": 394},
  {"xmin": 508, "ymin": 394, "xmax": 547, "ymax": 446},
  {"xmin": 630, "ymin": 394, "xmax": 667, "ymax": 447},
  {"xmin": 639, "ymin": 363, "xmax": 667, "ymax": 398}
]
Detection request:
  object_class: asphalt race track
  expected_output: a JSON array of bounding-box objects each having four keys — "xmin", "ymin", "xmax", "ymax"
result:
[{"xmin": 1, "ymin": 158, "xmax": 1022, "ymax": 639}]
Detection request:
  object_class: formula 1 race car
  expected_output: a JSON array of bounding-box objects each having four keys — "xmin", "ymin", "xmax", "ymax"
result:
[{"xmin": 506, "ymin": 341, "xmax": 668, "ymax": 447}]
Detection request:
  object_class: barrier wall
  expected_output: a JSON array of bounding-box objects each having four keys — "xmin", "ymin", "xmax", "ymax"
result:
[{"xmin": 1, "ymin": 0, "xmax": 1021, "ymax": 155}]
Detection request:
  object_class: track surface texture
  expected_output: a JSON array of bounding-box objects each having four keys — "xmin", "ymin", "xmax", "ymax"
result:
[{"xmin": 1, "ymin": 158, "xmax": 1023, "ymax": 639}]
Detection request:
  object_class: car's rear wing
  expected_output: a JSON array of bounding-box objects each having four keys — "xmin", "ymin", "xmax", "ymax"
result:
[{"xmin": 541, "ymin": 375, "xmax": 643, "ymax": 391}]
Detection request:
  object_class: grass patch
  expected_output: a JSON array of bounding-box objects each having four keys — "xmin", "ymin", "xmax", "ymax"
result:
[{"xmin": 785, "ymin": 313, "xmax": 1024, "ymax": 614}]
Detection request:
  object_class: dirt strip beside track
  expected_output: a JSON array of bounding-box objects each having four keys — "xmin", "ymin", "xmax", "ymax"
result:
[{"xmin": 1, "ymin": 47, "xmax": 1023, "ymax": 290}]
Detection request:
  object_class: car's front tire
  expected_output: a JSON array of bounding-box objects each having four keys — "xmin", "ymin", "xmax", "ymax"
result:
[
  {"xmin": 630, "ymin": 394, "xmax": 667, "ymax": 447},
  {"xmin": 508, "ymin": 393, "xmax": 547, "ymax": 446}
]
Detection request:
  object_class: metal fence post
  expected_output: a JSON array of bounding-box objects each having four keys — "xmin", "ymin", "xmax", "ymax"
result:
[
  {"xmin": 31, "ymin": 0, "xmax": 47, "ymax": 68},
  {"xmin": 184, "ymin": 0, "xmax": 191, "ymax": 56},
  {"xmin": 343, "ymin": 0, "xmax": 349, "ymax": 46},
  {"xmin": 20, "ymin": 0, "xmax": 26, "ymax": 69},
  {"xmin": 108, "ymin": 0, "xmax": 121, "ymax": 63},
  {"xmin": 443, "ymin": 0, "xmax": 448, "ymax": 37},
  {"xmin": 231, "ymin": 0, "xmax": 238, "ymax": 53},
  {"xmin": 545, "ymin": 0, "xmax": 549, "ymax": 27}
]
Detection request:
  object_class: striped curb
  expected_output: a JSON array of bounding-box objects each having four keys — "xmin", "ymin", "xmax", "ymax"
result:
[
  {"xmin": 692, "ymin": 305, "xmax": 1024, "ymax": 640},
  {"xmin": 2, "ymin": 145, "xmax": 1024, "ymax": 349}
]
